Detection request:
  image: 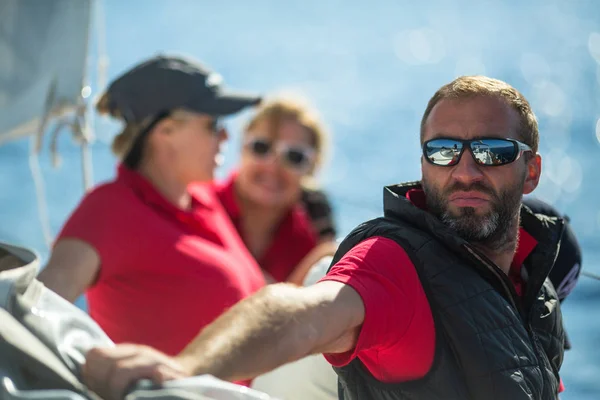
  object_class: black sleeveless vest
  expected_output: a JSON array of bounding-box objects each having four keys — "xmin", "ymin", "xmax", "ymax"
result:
[{"xmin": 332, "ymin": 182, "xmax": 565, "ymax": 400}]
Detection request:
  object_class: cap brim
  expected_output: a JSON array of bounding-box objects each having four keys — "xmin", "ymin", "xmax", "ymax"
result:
[{"xmin": 192, "ymin": 91, "xmax": 261, "ymax": 116}]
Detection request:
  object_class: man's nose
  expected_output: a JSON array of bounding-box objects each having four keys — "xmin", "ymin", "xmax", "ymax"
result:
[{"xmin": 451, "ymin": 149, "xmax": 484, "ymax": 185}]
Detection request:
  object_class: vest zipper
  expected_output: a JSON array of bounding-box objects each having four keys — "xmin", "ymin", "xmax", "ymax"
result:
[
  {"xmin": 462, "ymin": 244, "xmax": 524, "ymax": 319},
  {"xmin": 463, "ymin": 244, "xmax": 552, "ymax": 397}
]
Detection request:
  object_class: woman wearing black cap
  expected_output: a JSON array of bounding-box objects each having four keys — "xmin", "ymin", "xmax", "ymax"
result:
[{"xmin": 38, "ymin": 55, "xmax": 265, "ymax": 383}]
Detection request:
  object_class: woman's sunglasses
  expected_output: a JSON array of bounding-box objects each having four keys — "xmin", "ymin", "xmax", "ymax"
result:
[
  {"xmin": 208, "ymin": 117, "xmax": 223, "ymax": 134},
  {"xmin": 245, "ymin": 137, "xmax": 315, "ymax": 173},
  {"xmin": 423, "ymin": 137, "xmax": 533, "ymax": 167}
]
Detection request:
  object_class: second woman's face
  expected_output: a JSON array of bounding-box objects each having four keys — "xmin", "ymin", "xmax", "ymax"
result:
[{"xmin": 236, "ymin": 118, "xmax": 316, "ymax": 209}]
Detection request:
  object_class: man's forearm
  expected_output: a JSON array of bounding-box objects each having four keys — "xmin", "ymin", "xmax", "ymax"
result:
[{"xmin": 176, "ymin": 283, "xmax": 324, "ymax": 382}]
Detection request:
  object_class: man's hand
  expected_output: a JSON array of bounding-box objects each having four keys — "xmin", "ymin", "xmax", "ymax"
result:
[
  {"xmin": 82, "ymin": 344, "xmax": 193, "ymax": 400},
  {"xmin": 81, "ymin": 281, "xmax": 364, "ymax": 399}
]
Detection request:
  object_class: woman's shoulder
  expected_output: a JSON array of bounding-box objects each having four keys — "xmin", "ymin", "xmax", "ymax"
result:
[
  {"xmin": 301, "ymin": 187, "xmax": 332, "ymax": 213},
  {"xmin": 74, "ymin": 178, "xmax": 142, "ymax": 216}
]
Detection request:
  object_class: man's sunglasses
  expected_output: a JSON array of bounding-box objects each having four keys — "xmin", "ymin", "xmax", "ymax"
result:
[
  {"xmin": 245, "ymin": 137, "xmax": 315, "ymax": 173},
  {"xmin": 423, "ymin": 137, "xmax": 533, "ymax": 167}
]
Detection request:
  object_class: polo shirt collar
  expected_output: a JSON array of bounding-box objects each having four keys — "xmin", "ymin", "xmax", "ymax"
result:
[{"xmin": 116, "ymin": 164, "xmax": 213, "ymax": 215}]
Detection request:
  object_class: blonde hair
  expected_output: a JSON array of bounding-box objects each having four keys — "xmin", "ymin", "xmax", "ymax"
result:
[
  {"xmin": 244, "ymin": 97, "xmax": 329, "ymax": 178},
  {"xmin": 95, "ymin": 91, "xmax": 195, "ymax": 161},
  {"xmin": 420, "ymin": 76, "xmax": 539, "ymax": 153}
]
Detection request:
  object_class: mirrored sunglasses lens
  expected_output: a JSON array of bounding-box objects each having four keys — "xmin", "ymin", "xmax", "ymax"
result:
[
  {"xmin": 425, "ymin": 139, "xmax": 462, "ymax": 166},
  {"xmin": 470, "ymin": 139, "xmax": 516, "ymax": 165}
]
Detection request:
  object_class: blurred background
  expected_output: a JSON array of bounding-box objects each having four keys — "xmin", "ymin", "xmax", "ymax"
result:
[{"xmin": 0, "ymin": 0, "xmax": 598, "ymax": 398}]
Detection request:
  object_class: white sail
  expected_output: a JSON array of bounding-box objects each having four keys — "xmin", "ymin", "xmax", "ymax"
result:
[{"xmin": 0, "ymin": 0, "xmax": 92, "ymax": 145}]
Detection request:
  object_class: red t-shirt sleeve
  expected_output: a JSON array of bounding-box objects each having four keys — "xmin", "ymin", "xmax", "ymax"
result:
[
  {"xmin": 318, "ymin": 236, "xmax": 435, "ymax": 382},
  {"xmin": 56, "ymin": 184, "xmax": 134, "ymax": 279}
]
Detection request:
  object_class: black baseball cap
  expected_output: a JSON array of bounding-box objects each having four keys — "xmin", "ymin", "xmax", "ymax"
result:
[{"xmin": 103, "ymin": 54, "xmax": 261, "ymax": 123}]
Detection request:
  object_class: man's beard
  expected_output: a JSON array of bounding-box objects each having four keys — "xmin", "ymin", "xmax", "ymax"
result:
[{"xmin": 422, "ymin": 179, "xmax": 523, "ymax": 251}]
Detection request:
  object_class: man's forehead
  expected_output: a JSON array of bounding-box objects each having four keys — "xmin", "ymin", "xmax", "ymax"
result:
[{"xmin": 423, "ymin": 96, "xmax": 521, "ymax": 142}]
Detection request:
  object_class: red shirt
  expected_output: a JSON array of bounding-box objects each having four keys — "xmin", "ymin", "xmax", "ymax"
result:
[
  {"xmin": 57, "ymin": 165, "xmax": 266, "ymax": 357},
  {"xmin": 214, "ymin": 172, "xmax": 319, "ymax": 282},
  {"xmin": 320, "ymin": 189, "xmax": 546, "ymax": 384}
]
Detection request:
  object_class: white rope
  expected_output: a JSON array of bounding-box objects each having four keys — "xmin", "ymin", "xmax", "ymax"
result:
[
  {"xmin": 28, "ymin": 136, "xmax": 53, "ymax": 250},
  {"xmin": 581, "ymin": 270, "xmax": 600, "ymax": 282},
  {"xmin": 95, "ymin": 0, "xmax": 108, "ymax": 91},
  {"xmin": 78, "ymin": 112, "xmax": 94, "ymax": 192}
]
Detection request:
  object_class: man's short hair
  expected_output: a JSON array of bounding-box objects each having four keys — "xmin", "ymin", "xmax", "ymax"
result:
[{"xmin": 420, "ymin": 76, "xmax": 539, "ymax": 154}]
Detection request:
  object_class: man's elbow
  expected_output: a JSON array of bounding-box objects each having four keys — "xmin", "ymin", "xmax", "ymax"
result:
[{"xmin": 256, "ymin": 282, "xmax": 359, "ymax": 358}]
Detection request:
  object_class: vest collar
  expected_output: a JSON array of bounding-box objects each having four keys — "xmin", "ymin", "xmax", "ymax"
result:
[{"xmin": 382, "ymin": 181, "xmax": 565, "ymax": 305}]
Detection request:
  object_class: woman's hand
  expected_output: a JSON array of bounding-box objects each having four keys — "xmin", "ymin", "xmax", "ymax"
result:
[{"xmin": 286, "ymin": 241, "xmax": 338, "ymax": 285}]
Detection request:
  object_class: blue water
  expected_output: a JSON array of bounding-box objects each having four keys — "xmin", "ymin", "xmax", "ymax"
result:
[{"xmin": 1, "ymin": 0, "xmax": 599, "ymax": 397}]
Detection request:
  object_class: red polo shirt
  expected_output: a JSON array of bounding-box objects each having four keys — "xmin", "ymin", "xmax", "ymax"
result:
[
  {"xmin": 320, "ymin": 189, "xmax": 557, "ymax": 386},
  {"xmin": 214, "ymin": 172, "xmax": 319, "ymax": 282},
  {"xmin": 57, "ymin": 165, "xmax": 265, "ymax": 357}
]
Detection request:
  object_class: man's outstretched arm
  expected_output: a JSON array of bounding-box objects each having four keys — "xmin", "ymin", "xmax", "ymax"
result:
[{"xmin": 83, "ymin": 281, "xmax": 364, "ymax": 400}]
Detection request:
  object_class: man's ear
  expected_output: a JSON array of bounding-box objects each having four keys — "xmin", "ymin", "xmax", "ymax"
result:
[{"xmin": 523, "ymin": 153, "xmax": 541, "ymax": 195}]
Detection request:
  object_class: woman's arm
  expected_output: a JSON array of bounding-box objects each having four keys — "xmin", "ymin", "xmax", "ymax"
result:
[
  {"xmin": 287, "ymin": 240, "xmax": 338, "ymax": 285},
  {"xmin": 37, "ymin": 239, "xmax": 100, "ymax": 302}
]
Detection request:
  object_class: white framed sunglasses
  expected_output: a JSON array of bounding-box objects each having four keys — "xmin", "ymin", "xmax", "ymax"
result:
[{"xmin": 244, "ymin": 137, "xmax": 315, "ymax": 173}]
